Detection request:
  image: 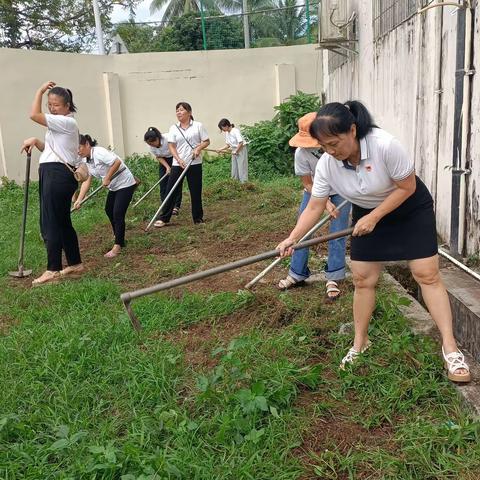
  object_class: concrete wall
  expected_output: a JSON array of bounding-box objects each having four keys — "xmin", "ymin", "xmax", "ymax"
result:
[
  {"xmin": 323, "ymin": 1, "xmax": 479, "ymax": 255},
  {"xmin": 0, "ymin": 44, "xmax": 323, "ymax": 181}
]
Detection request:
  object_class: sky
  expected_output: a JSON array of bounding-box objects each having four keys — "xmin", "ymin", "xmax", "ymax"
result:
[{"xmin": 111, "ymin": 0, "xmax": 165, "ymax": 24}]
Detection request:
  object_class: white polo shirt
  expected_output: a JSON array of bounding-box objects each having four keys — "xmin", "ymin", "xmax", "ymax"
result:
[
  {"xmin": 225, "ymin": 127, "xmax": 244, "ymax": 150},
  {"xmin": 294, "ymin": 148, "xmax": 322, "ymax": 177},
  {"xmin": 39, "ymin": 113, "xmax": 79, "ymax": 166},
  {"xmin": 168, "ymin": 120, "xmax": 209, "ymax": 166},
  {"xmin": 84, "ymin": 146, "xmax": 136, "ymax": 192},
  {"xmin": 150, "ymin": 133, "xmax": 172, "ymax": 158},
  {"xmin": 311, "ymin": 128, "xmax": 414, "ymax": 209}
]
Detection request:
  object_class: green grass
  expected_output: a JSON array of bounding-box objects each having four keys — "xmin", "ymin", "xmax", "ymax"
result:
[{"xmin": 1, "ymin": 156, "xmax": 480, "ymax": 479}]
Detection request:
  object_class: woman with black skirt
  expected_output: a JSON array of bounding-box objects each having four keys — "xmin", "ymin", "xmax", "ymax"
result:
[
  {"xmin": 144, "ymin": 127, "xmax": 182, "ymax": 215},
  {"xmin": 277, "ymin": 101, "xmax": 470, "ymax": 383},
  {"xmin": 75, "ymin": 135, "xmax": 137, "ymax": 258},
  {"xmin": 21, "ymin": 81, "xmax": 83, "ymax": 286},
  {"xmin": 154, "ymin": 102, "xmax": 210, "ymax": 227}
]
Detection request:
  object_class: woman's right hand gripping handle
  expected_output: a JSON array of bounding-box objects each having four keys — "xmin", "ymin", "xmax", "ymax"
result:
[{"xmin": 276, "ymin": 237, "xmax": 296, "ymax": 258}]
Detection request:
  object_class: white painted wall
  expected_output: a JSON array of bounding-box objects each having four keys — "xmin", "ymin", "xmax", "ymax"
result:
[
  {"xmin": 0, "ymin": 44, "xmax": 323, "ymax": 182},
  {"xmin": 323, "ymin": 1, "xmax": 479, "ymax": 255}
]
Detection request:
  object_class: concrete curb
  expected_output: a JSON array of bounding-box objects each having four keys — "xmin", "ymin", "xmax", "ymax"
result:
[{"xmin": 383, "ymin": 272, "xmax": 480, "ymax": 417}]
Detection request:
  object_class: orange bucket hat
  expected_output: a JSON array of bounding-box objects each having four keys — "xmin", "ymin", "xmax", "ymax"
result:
[{"xmin": 289, "ymin": 112, "xmax": 322, "ymax": 148}]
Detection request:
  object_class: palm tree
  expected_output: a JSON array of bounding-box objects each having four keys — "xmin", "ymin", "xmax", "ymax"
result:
[{"xmin": 150, "ymin": 0, "xmax": 219, "ymax": 23}]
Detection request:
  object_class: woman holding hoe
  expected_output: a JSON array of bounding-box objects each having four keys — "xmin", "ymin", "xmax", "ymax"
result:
[
  {"xmin": 277, "ymin": 101, "xmax": 470, "ymax": 383},
  {"xmin": 21, "ymin": 81, "xmax": 84, "ymax": 286}
]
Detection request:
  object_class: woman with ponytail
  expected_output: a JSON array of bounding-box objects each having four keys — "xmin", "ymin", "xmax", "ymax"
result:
[
  {"xmin": 217, "ymin": 118, "xmax": 248, "ymax": 183},
  {"xmin": 75, "ymin": 135, "xmax": 137, "ymax": 258},
  {"xmin": 21, "ymin": 81, "xmax": 83, "ymax": 285},
  {"xmin": 144, "ymin": 127, "xmax": 182, "ymax": 215},
  {"xmin": 277, "ymin": 100, "xmax": 470, "ymax": 383}
]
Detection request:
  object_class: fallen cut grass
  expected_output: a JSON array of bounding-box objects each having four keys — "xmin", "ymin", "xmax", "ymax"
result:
[{"xmin": 1, "ymin": 156, "xmax": 479, "ymax": 479}]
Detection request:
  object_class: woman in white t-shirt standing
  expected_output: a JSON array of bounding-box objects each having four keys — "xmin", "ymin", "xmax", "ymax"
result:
[
  {"xmin": 21, "ymin": 81, "xmax": 83, "ymax": 286},
  {"xmin": 144, "ymin": 127, "xmax": 182, "ymax": 215},
  {"xmin": 74, "ymin": 135, "xmax": 137, "ymax": 258},
  {"xmin": 277, "ymin": 100, "xmax": 470, "ymax": 383},
  {"xmin": 217, "ymin": 118, "xmax": 248, "ymax": 183},
  {"xmin": 154, "ymin": 102, "xmax": 210, "ymax": 227}
]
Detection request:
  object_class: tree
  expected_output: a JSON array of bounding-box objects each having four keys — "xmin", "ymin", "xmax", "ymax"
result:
[
  {"xmin": 149, "ymin": 0, "xmax": 219, "ymax": 23},
  {"xmin": 115, "ymin": 12, "xmax": 243, "ymax": 52},
  {"xmin": 0, "ymin": 0, "xmax": 139, "ymax": 52}
]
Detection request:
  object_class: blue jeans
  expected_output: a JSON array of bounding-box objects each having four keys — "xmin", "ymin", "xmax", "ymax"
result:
[{"xmin": 289, "ymin": 192, "xmax": 351, "ymax": 282}]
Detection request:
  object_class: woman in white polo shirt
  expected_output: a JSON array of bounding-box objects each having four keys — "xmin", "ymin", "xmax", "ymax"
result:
[
  {"xmin": 74, "ymin": 135, "xmax": 137, "ymax": 258},
  {"xmin": 21, "ymin": 81, "xmax": 83, "ymax": 286},
  {"xmin": 217, "ymin": 118, "xmax": 248, "ymax": 183},
  {"xmin": 277, "ymin": 101, "xmax": 470, "ymax": 383},
  {"xmin": 154, "ymin": 102, "xmax": 210, "ymax": 227},
  {"xmin": 144, "ymin": 126, "xmax": 182, "ymax": 215}
]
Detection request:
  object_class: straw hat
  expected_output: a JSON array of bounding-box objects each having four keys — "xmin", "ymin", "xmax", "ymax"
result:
[{"xmin": 289, "ymin": 112, "xmax": 322, "ymax": 148}]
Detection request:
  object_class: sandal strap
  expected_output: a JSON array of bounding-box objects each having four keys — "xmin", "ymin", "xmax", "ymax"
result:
[
  {"xmin": 443, "ymin": 348, "xmax": 470, "ymax": 374},
  {"xmin": 278, "ymin": 275, "xmax": 298, "ymax": 289},
  {"xmin": 326, "ymin": 280, "xmax": 340, "ymax": 294}
]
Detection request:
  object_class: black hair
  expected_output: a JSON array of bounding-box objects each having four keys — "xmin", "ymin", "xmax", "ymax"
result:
[
  {"xmin": 48, "ymin": 86, "xmax": 77, "ymax": 113},
  {"xmin": 144, "ymin": 127, "xmax": 162, "ymax": 144},
  {"xmin": 175, "ymin": 102, "xmax": 194, "ymax": 121},
  {"xmin": 79, "ymin": 134, "xmax": 97, "ymax": 147},
  {"xmin": 309, "ymin": 100, "xmax": 377, "ymax": 141},
  {"xmin": 218, "ymin": 118, "xmax": 234, "ymax": 130}
]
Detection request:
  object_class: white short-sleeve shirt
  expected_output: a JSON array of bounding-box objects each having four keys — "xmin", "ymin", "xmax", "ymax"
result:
[
  {"xmin": 39, "ymin": 113, "xmax": 79, "ymax": 166},
  {"xmin": 84, "ymin": 146, "xmax": 136, "ymax": 191},
  {"xmin": 168, "ymin": 120, "xmax": 209, "ymax": 166},
  {"xmin": 149, "ymin": 133, "xmax": 172, "ymax": 158},
  {"xmin": 294, "ymin": 148, "xmax": 322, "ymax": 177},
  {"xmin": 225, "ymin": 127, "xmax": 244, "ymax": 150},
  {"xmin": 311, "ymin": 128, "xmax": 414, "ymax": 209}
]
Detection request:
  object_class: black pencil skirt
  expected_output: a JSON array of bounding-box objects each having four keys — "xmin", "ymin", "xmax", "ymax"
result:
[{"xmin": 350, "ymin": 176, "xmax": 438, "ymax": 262}]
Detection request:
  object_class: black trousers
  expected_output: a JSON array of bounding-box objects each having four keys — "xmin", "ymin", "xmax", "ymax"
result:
[
  {"xmin": 39, "ymin": 163, "xmax": 81, "ymax": 271},
  {"xmin": 105, "ymin": 184, "xmax": 136, "ymax": 247},
  {"xmin": 159, "ymin": 157, "xmax": 181, "ymax": 208},
  {"xmin": 159, "ymin": 164, "xmax": 203, "ymax": 223}
]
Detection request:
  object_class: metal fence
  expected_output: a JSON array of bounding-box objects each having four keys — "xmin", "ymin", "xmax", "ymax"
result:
[
  {"xmin": 373, "ymin": 0, "xmax": 431, "ymax": 39},
  {"xmin": 114, "ymin": 2, "xmax": 319, "ymax": 53}
]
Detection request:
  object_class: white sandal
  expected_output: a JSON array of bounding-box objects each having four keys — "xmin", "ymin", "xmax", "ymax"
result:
[
  {"xmin": 277, "ymin": 275, "xmax": 305, "ymax": 290},
  {"xmin": 326, "ymin": 280, "xmax": 341, "ymax": 302},
  {"xmin": 340, "ymin": 340, "xmax": 372, "ymax": 370},
  {"xmin": 442, "ymin": 347, "xmax": 471, "ymax": 383},
  {"xmin": 153, "ymin": 220, "xmax": 167, "ymax": 228}
]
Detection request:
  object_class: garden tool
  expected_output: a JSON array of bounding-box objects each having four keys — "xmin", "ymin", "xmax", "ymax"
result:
[
  {"xmin": 9, "ymin": 154, "xmax": 33, "ymax": 278},
  {"xmin": 244, "ymin": 199, "xmax": 350, "ymax": 289},
  {"xmin": 133, "ymin": 171, "xmax": 169, "ymax": 208},
  {"xmin": 121, "ymin": 227, "xmax": 354, "ymax": 330}
]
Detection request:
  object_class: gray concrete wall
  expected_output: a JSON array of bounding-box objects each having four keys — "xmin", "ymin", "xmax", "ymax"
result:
[
  {"xmin": 323, "ymin": 1, "xmax": 479, "ymax": 256},
  {"xmin": 0, "ymin": 44, "xmax": 323, "ymax": 182}
]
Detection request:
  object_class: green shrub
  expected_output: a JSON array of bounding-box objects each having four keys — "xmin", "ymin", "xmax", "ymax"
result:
[{"xmin": 241, "ymin": 91, "xmax": 321, "ymax": 179}]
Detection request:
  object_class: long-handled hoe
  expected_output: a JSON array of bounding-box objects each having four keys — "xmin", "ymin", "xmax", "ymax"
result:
[
  {"xmin": 9, "ymin": 153, "xmax": 33, "ymax": 278},
  {"xmin": 120, "ymin": 227, "xmax": 354, "ymax": 330},
  {"xmin": 145, "ymin": 156, "xmax": 195, "ymax": 231},
  {"xmin": 244, "ymin": 199, "xmax": 350, "ymax": 289},
  {"xmin": 132, "ymin": 171, "xmax": 169, "ymax": 208}
]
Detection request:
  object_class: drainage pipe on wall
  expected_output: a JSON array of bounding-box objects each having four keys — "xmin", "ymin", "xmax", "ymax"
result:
[
  {"xmin": 457, "ymin": 3, "xmax": 474, "ymax": 255},
  {"xmin": 450, "ymin": 2, "xmax": 473, "ymax": 256}
]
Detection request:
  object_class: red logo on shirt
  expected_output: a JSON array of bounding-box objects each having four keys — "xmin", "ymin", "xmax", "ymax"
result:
[{"xmin": 365, "ymin": 164, "xmax": 372, "ymax": 172}]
